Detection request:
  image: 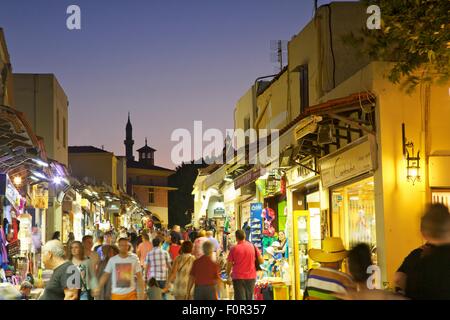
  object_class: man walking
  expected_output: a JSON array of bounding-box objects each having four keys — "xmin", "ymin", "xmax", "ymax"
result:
[
  {"xmin": 145, "ymin": 237, "xmax": 172, "ymax": 299},
  {"xmin": 82, "ymin": 235, "xmax": 100, "ymax": 273},
  {"xmin": 187, "ymin": 241, "xmax": 221, "ymax": 300},
  {"xmin": 206, "ymin": 230, "xmax": 220, "ymax": 261},
  {"xmin": 40, "ymin": 240, "xmax": 80, "ymax": 300},
  {"xmin": 226, "ymin": 230, "xmax": 263, "ymax": 300},
  {"xmin": 94, "ymin": 238, "xmax": 146, "ymax": 300},
  {"xmin": 303, "ymin": 237, "xmax": 355, "ymax": 300},
  {"xmin": 137, "ymin": 232, "xmax": 153, "ymax": 269},
  {"xmin": 97, "ymin": 231, "xmax": 113, "ymax": 260},
  {"xmin": 395, "ymin": 203, "xmax": 450, "ymax": 299},
  {"xmin": 170, "ymin": 225, "xmax": 183, "ymax": 245}
]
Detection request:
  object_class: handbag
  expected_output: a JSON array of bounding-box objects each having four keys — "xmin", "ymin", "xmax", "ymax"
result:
[{"xmin": 254, "ymin": 245, "xmax": 262, "ymax": 271}]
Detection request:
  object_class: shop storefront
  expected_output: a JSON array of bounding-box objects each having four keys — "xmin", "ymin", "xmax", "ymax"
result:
[
  {"xmin": 28, "ymin": 184, "xmax": 48, "ymax": 273},
  {"xmin": 242, "ymin": 169, "xmax": 291, "ymax": 300},
  {"xmin": 285, "ymin": 156, "xmax": 323, "ymax": 300},
  {"xmin": 319, "ymin": 135, "xmax": 378, "ymax": 261},
  {"xmin": 0, "ymin": 173, "xmax": 31, "ymax": 288},
  {"xmin": 221, "ymin": 183, "xmax": 237, "ymax": 252},
  {"xmin": 429, "ymin": 156, "xmax": 450, "ymax": 206}
]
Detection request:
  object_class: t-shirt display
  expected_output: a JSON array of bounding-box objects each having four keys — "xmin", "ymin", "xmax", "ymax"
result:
[
  {"xmin": 104, "ymin": 254, "xmax": 142, "ymax": 295},
  {"xmin": 17, "ymin": 213, "xmax": 32, "ymax": 253}
]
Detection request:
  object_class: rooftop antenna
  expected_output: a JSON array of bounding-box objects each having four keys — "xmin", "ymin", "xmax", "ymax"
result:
[{"xmin": 270, "ymin": 40, "xmax": 288, "ymax": 73}]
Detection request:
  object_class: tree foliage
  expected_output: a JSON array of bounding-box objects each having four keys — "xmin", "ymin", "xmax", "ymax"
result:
[{"xmin": 345, "ymin": 0, "xmax": 450, "ymax": 92}]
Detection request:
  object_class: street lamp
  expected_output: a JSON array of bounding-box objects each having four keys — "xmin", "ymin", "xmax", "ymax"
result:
[{"xmin": 402, "ymin": 123, "xmax": 421, "ymax": 185}]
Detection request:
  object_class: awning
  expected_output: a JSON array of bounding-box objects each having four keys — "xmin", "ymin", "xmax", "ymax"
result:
[{"xmin": 0, "ymin": 104, "xmax": 50, "ymax": 184}]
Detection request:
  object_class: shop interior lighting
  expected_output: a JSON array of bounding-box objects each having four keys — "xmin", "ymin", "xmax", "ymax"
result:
[
  {"xmin": 53, "ymin": 176, "xmax": 62, "ymax": 185},
  {"xmin": 31, "ymin": 171, "xmax": 48, "ymax": 180},
  {"xmin": 13, "ymin": 176, "xmax": 22, "ymax": 186},
  {"xmin": 32, "ymin": 158, "xmax": 49, "ymax": 167},
  {"xmin": 30, "ymin": 176, "xmax": 39, "ymax": 182}
]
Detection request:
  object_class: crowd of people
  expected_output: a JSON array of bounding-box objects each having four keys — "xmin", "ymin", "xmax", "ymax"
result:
[{"xmin": 21, "ymin": 202, "xmax": 450, "ymax": 300}]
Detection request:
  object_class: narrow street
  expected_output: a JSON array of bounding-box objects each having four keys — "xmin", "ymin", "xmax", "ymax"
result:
[{"xmin": 0, "ymin": 0, "xmax": 449, "ymax": 304}]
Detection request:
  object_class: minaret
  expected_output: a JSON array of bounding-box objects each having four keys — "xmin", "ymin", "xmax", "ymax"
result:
[{"xmin": 124, "ymin": 112, "xmax": 134, "ymax": 161}]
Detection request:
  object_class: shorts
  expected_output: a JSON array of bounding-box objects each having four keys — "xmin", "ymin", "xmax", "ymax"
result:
[{"xmin": 111, "ymin": 291, "xmax": 137, "ymax": 300}]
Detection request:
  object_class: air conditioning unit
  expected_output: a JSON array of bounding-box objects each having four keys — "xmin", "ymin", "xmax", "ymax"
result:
[
  {"xmin": 317, "ymin": 124, "xmax": 335, "ymax": 145},
  {"xmin": 294, "ymin": 115, "xmax": 322, "ymax": 141}
]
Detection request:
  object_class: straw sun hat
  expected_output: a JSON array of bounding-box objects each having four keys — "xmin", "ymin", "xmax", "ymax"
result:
[{"xmin": 308, "ymin": 237, "xmax": 348, "ymax": 263}]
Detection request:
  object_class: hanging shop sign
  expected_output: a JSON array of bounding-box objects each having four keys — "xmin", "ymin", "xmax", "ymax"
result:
[
  {"xmin": 287, "ymin": 157, "xmax": 316, "ymax": 187},
  {"xmin": 0, "ymin": 173, "xmax": 21, "ymax": 210},
  {"xmin": 234, "ymin": 167, "xmax": 263, "ymax": 190},
  {"xmin": 280, "ymin": 175, "xmax": 286, "ymax": 195},
  {"xmin": 213, "ymin": 207, "xmax": 225, "ymax": 216},
  {"xmin": 265, "ymin": 171, "xmax": 281, "ymax": 195},
  {"xmin": 319, "ymin": 135, "xmax": 377, "ymax": 188},
  {"xmin": 249, "ymin": 203, "xmax": 263, "ymax": 250},
  {"xmin": 207, "ymin": 196, "xmax": 225, "ymax": 218}
]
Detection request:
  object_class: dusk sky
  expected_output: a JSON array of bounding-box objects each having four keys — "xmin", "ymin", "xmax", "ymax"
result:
[{"xmin": 1, "ymin": 0, "xmax": 340, "ymax": 169}]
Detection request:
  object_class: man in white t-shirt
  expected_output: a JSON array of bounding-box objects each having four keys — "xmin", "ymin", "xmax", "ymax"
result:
[{"xmin": 93, "ymin": 237, "xmax": 145, "ymax": 300}]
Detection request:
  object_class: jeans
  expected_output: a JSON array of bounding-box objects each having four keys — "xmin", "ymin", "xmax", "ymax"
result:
[
  {"xmin": 80, "ymin": 290, "xmax": 90, "ymax": 300},
  {"xmin": 157, "ymin": 281, "xmax": 167, "ymax": 300},
  {"xmin": 233, "ymin": 279, "xmax": 256, "ymax": 300},
  {"xmin": 193, "ymin": 285, "xmax": 217, "ymax": 300}
]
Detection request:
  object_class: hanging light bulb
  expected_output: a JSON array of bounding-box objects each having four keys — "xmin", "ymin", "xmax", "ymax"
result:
[{"xmin": 13, "ymin": 176, "xmax": 22, "ymax": 186}]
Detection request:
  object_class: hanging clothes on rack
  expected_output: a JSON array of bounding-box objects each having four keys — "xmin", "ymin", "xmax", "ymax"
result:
[{"xmin": 0, "ymin": 226, "xmax": 8, "ymax": 265}]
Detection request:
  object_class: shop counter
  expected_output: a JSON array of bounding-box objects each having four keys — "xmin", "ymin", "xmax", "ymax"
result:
[{"xmin": 255, "ymin": 277, "xmax": 291, "ymax": 300}]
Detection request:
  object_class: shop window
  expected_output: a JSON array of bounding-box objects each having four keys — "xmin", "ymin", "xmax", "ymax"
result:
[
  {"xmin": 331, "ymin": 176, "xmax": 376, "ymax": 251},
  {"xmin": 148, "ymin": 188, "xmax": 155, "ymax": 204},
  {"xmin": 432, "ymin": 191, "xmax": 450, "ymax": 207}
]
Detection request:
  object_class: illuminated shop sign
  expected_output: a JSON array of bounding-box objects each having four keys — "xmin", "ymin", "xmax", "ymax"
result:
[{"xmin": 0, "ymin": 173, "xmax": 21, "ymax": 210}]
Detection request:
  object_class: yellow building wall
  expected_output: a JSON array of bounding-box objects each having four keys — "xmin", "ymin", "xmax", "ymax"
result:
[
  {"xmin": 321, "ymin": 61, "xmax": 450, "ymax": 286},
  {"xmin": 288, "ymin": 2, "xmax": 369, "ymax": 119},
  {"xmin": 429, "ymin": 85, "xmax": 450, "ymax": 156},
  {"xmin": 256, "ymin": 70, "xmax": 289, "ymax": 131},
  {"xmin": 234, "ymin": 87, "xmax": 254, "ymax": 130},
  {"xmin": 367, "ymin": 63, "xmax": 448, "ymax": 286}
]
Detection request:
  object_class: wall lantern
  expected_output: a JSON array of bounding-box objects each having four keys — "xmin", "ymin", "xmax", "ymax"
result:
[{"xmin": 402, "ymin": 123, "xmax": 420, "ymax": 185}]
